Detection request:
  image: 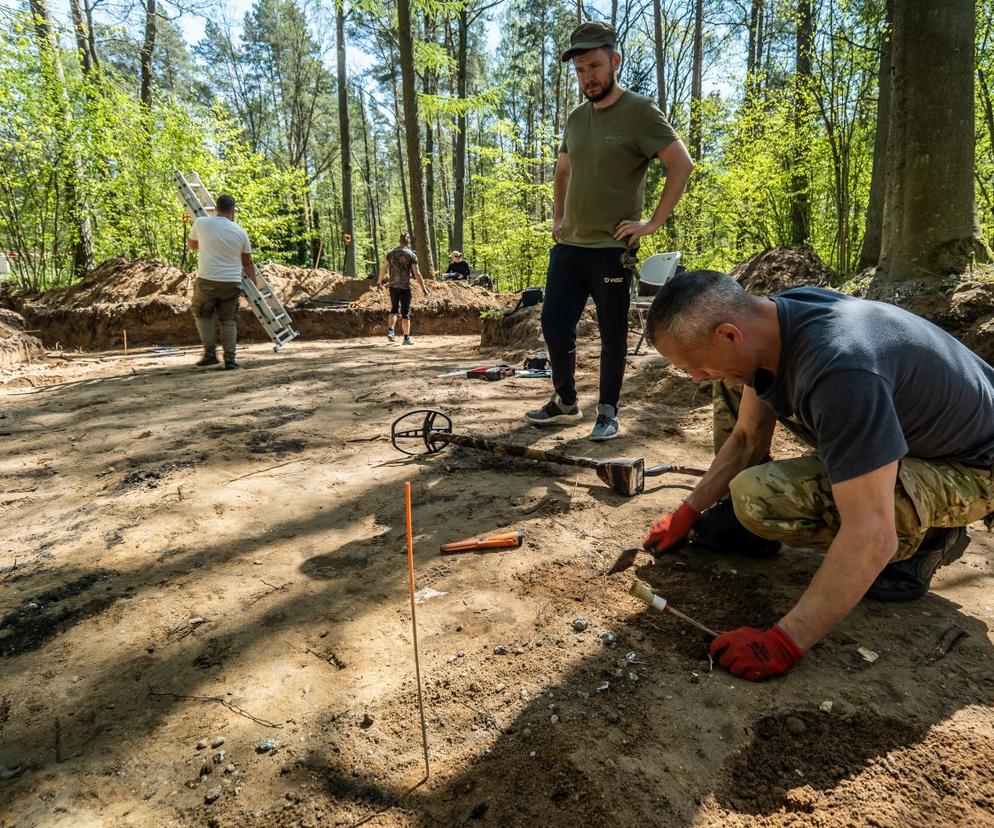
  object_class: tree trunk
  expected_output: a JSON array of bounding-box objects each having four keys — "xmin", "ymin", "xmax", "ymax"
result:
[
  {"xmin": 653, "ymin": 0, "xmax": 666, "ymax": 113},
  {"xmin": 391, "ymin": 63, "xmax": 413, "ymax": 236},
  {"xmin": 453, "ymin": 6, "xmax": 468, "ymax": 252},
  {"xmin": 358, "ymin": 88, "xmax": 379, "ymax": 277},
  {"xmin": 398, "ymin": 0, "xmax": 434, "ymax": 275},
  {"xmin": 873, "ymin": 0, "xmax": 989, "ymax": 294},
  {"xmin": 139, "ymin": 0, "xmax": 156, "ymax": 106},
  {"xmin": 689, "ymin": 0, "xmax": 703, "ymax": 160},
  {"xmin": 68, "ymin": 0, "xmax": 95, "ymax": 76},
  {"xmin": 789, "ymin": 0, "xmax": 812, "ymax": 245},
  {"xmin": 84, "ymin": 0, "xmax": 100, "ymax": 71},
  {"xmin": 28, "ymin": 0, "xmax": 93, "ymax": 279},
  {"xmin": 423, "ymin": 14, "xmax": 438, "ymax": 270},
  {"xmin": 858, "ymin": 6, "xmax": 892, "ymax": 270},
  {"xmin": 336, "ymin": 1, "xmax": 356, "ymax": 277},
  {"xmin": 746, "ymin": 0, "xmax": 763, "ymax": 98}
]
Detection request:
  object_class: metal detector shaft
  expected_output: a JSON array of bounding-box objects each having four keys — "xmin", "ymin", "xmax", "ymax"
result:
[
  {"xmin": 645, "ymin": 463, "xmax": 708, "ymax": 478},
  {"xmin": 432, "ymin": 433, "xmax": 601, "ymax": 470},
  {"xmin": 389, "ymin": 409, "xmax": 704, "ymax": 497}
]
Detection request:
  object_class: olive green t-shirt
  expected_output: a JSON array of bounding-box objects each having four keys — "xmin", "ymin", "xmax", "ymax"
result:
[{"xmin": 558, "ymin": 90, "xmax": 679, "ymax": 248}]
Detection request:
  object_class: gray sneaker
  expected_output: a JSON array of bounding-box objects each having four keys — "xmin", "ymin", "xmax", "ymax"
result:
[
  {"xmin": 526, "ymin": 394, "xmax": 582, "ymax": 425},
  {"xmin": 589, "ymin": 403, "xmax": 620, "ymax": 441}
]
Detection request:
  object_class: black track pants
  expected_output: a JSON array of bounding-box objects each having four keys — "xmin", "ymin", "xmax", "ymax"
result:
[{"xmin": 540, "ymin": 243, "xmax": 632, "ymax": 409}]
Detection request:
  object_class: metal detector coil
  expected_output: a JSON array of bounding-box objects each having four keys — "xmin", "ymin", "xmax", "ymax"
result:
[{"xmin": 391, "ymin": 409, "xmax": 453, "ymax": 456}]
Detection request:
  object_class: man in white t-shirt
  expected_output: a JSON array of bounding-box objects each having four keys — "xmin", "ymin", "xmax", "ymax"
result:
[{"xmin": 188, "ymin": 194, "xmax": 256, "ymax": 369}]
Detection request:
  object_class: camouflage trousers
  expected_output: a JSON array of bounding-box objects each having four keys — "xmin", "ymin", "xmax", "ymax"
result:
[{"xmin": 713, "ymin": 382, "xmax": 994, "ymax": 560}]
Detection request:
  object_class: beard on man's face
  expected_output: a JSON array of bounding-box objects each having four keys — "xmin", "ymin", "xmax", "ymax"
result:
[{"xmin": 582, "ymin": 74, "xmax": 615, "ymax": 103}]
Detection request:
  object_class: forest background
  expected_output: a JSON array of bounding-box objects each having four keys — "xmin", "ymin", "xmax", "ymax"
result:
[{"xmin": 1, "ymin": 0, "xmax": 993, "ymax": 295}]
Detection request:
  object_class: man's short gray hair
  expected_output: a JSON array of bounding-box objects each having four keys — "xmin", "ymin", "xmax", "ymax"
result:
[{"xmin": 645, "ymin": 270, "xmax": 756, "ymax": 347}]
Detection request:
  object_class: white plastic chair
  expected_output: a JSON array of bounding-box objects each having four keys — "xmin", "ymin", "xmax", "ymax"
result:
[{"xmin": 631, "ymin": 251, "xmax": 682, "ymax": 355}]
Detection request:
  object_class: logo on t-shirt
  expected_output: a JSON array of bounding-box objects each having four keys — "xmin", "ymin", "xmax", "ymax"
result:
[{"xmin": 603, "ymin": 131, "xmax": 622, "ymax": 145}]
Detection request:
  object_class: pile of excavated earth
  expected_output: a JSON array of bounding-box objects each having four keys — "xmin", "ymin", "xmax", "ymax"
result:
[
  {"xmin": 14, "ymin": 258, "xmax": 509, "ymax": 352},
  {"xmin": 4, "ymin": 246, "xmax": 993, "ymax": 364}
]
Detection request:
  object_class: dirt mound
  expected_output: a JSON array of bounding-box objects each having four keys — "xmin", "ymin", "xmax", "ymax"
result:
[
  {"xmin": 20, "ymin": 258, "xmax": 508, "ymax": 349},
  {"xmin": 37, "ymin": 258, "xmax": 189, "ymax": 308},
  {"xmin": 731, "ymin": 246, "xmax": 836, "ymax": 295},
  {"xmin": 0, "ymin": 308, "xmax": 45, "ymax": 368},
  {"xmin": 480, "ymin": 304, "xmax": 598, "ymax": 354},
  {"xmin": 896, "ymin": 280, "xmax": 994, "ymax": 364}
]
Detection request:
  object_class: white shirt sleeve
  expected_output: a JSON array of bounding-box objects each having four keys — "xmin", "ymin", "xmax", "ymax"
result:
[{"xmin": 189, "ymin": 217, "xmax": 201, "ymax": 241}]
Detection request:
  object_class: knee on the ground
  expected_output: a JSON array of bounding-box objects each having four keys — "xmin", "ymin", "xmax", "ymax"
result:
[{"xmin": 728, "ymin": 465, "xmax": 781, "ymax": 540}]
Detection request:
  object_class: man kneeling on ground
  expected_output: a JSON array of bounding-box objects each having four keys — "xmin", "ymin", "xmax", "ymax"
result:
[
  {"xmin": 188, "ymin": 194, "xmax": 257, "ymax": 369},
  {"xmin": 642, "ymin": 271, "xmax": 994, "ymax": 681}
]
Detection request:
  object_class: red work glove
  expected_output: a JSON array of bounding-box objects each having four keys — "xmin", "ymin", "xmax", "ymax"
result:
[
  {"xmin": 642, "ymin": 502, "xmax": 701, "ymax": 555},
  {"xmin": 709, "ymin": 625, "xmax": 804, "ymax": 681}
]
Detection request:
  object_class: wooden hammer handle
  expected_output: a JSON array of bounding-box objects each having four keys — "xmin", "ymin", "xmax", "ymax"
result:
[{"xmin": 440, "ymin": 530, "xmax": 524, "ymax": 554}]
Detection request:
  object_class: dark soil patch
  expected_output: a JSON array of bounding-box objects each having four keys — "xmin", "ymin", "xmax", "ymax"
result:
[
  {"xmin": 193, "ymin": 635, "xmax": 236, "ymax": 669},
  {"xmin": 0, "ymin": 569, "xmax": 117, "ymax": 658},
  {"xmin": 637, "ymin": 553, "xmax": 782, "ymax": 660},
  {"xmin": 251, "ymin": 406, "xmax": 316, "ymax": 429},
  {"xmin": 113, "ymin": 457, "xmax": 203, "ymax": 493},
  {"xmin": 717, "ymin": 710, "xmax": 918, "ymax": 814},
  {"xmin": 246, "ymin": 432, "xmax": 306, "ymax": 456}
]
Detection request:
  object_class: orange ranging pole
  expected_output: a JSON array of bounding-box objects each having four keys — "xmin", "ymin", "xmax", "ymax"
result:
[{"xmin": 405, "ymin": 482, "xmax": 430, "ymax": 780}]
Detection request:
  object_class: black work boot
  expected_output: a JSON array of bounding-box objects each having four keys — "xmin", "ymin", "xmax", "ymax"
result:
[
  {"xmin": 223, "ymin": 356, "xmax": 240, "ymax": 370},
  {"xmin": 866, "ymin": 526, "xmax": 971, "ymax": 602},
  {"xmin": 196, "ymin": 351, "xmax": 219, "ymax": 367},
  {"xmin": 689, "ymin": 498, "xmax": 781, "ymax": 558}
]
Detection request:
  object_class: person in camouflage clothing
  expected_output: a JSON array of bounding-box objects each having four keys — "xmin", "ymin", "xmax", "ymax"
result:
[{"xmin": 640, "ymin": 271, "xmax": 994, "ymax": 682}]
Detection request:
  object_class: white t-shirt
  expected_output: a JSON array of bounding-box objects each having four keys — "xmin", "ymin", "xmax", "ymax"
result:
[{"xmin": 190, "ymin": 216, "xmax": 252, "ymax": 283}]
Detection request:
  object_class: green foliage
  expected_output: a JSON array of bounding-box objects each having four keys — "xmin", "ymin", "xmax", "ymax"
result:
[{"xmin": 0, "ymin": 11, "xmax": 308, "ymax": 292}]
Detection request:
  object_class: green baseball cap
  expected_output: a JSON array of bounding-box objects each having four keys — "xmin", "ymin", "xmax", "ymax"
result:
[{"xmin": 561, "ymin": 20, "xmax": 617, "ymax": 62}]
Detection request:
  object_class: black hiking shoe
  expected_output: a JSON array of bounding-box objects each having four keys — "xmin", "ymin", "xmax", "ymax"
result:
[
  {"xmin": 525, "ymin": 394, "xmax": 582, "ymax": 426},
  {"xmin": 689, "ymin": 498, "xmax": 781, "ymax": 558},
  {"xmin": 866, "ymin": 526, "xmax": 971, "ymax": 602},
  {"xmin": 223, "ymin": 358, "xmax": 240, "ymax": 370},
  {"xmin": 196, "ymin": 353, "xmax": 219, "ymax": 367}
]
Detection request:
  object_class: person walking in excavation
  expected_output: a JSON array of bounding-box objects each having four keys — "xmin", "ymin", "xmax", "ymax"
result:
[
  {"xmin": 377, "ymin": 232, "xmax": 431, "ymax": 345},
  {"xmin": 188, "ymin": 194, "xmax": 256, "ymax": 369}
]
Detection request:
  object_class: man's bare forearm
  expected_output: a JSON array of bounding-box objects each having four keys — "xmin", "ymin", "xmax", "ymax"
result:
[
  {"xmin": 778, "ymin": 522, "xmax": 897, "ymax": 650},
  {"xmin": 685, "ymin": 427, "xmax": 770, "ymax": 513},
  {"xmin": 646, "ymin": 162, "xmax": 692, "ymax": 230},
  {"xmin": 553, "ymin": 172, "xmax": 569, "ymax": 221}
]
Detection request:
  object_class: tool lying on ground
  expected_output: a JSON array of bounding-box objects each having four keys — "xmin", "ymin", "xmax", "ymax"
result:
[
  {"xmin": 175, "ymin": 171, "xmax": 299, "ymax": 353},
  {"xmin": 628, "ymin": 580, "xmax": 719, "ymax": 638},
  {"xmin": 435, "ymin": 364, "xmax": 546, "ymax": 381},
  {"xmin": 440, "ymin": 529, "xmax": 524, "ymax": 554},
  {"xmin": 390, "ymin": 409, "xmax": 708, "ymax": 497}
]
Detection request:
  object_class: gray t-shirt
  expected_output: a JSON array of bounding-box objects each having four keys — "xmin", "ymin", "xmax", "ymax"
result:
[
  {"xmin": 753, "ymin": 288, "xmax": 994, "ymax": 483},
  {"xmin": 386, "ymin": 246, "xmax": 417, "ymax": 290}
]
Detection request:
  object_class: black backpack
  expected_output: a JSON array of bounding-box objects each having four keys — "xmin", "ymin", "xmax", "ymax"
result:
[{"xmin": 506, "ymin": 287, "xmax": 544, "ymax": 315}]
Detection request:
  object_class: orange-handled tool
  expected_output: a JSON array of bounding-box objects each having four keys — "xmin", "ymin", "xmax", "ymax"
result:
[{"xmin": 440, "ymin": 530, "xmax": 524, "ymax": 555}]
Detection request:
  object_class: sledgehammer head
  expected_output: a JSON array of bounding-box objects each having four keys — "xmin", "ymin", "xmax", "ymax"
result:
[{"xmin": 595, "ymin": 457, "xmax": 645, "ymax": 496}]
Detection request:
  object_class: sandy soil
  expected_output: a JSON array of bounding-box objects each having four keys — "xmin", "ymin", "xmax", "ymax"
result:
[{"xmin": 1, "ymin": 334, "xmax": 993, "ymax": 827}]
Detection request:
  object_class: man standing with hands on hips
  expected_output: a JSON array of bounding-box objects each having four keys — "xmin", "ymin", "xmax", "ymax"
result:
[{"xmin": 526, "ymin": 20, "xmax": 694, "ymax": 440}]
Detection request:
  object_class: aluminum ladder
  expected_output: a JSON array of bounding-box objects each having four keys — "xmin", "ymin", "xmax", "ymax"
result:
[{"xmin": 174, "ymin": 171, "xmax": 299, "ymax": 353}]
